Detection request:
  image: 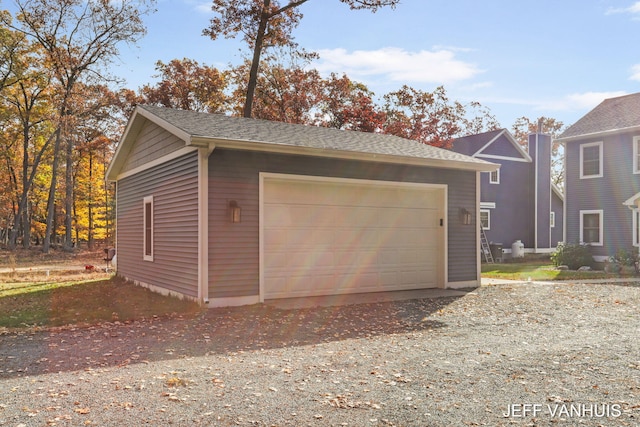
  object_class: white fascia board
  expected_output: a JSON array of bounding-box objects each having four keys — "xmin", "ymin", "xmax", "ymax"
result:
[
  {"xmin": 136, "ymin": 106, "xmax": 192, "ymax": 143},
  {"xmin": 556, "ymin": 125, "xmax": 640, "ymax": 143},
  {"xmin": 106, "ymin": 106, "xmax": 193, "ymax": 181},
  {"xmin": 205, "ymin": 137, "xmax": 499, "ymax": 172},
  {"xmin": 476, "ymin": 153, "xmax": 530, "ymax": 163},
  {"xmin": 473, "ymin": 129, "xmax": 532, "ymax": 162},
  {"xmin": 623, "ymin": 191, "xmax": 640, "ymax": 207},
  {"xmin": 552, "ymin": 182, "xmax": 564, "ymax": 201}
]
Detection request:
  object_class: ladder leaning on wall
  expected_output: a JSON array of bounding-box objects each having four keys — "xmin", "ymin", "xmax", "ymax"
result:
[{"xmin": 480, "ymin": 225, "xmax": 494, "ymax": 263}]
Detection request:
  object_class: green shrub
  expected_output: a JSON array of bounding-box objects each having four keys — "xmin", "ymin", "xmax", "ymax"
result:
[
  {"xmin": 610, "ymin": 248, "xmax": 640, "ymax": 267},
  {"xmin": 551, "ymin": 243, "xmax": 593, "ymax": 270}
]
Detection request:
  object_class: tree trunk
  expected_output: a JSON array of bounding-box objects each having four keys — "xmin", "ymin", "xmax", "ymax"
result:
[
  {"xmin": 63, "ymin": 133, "xmax": 74, "ymax": 251},
  {"xmin": 88, "ymin": 150, "xmax": 94, "ymax": 249},
  {"xmin": 242, "ymin": 0, "xmax": 271, "ymax": 118},
  {"xmin": 43, "ymin": 127, "xmax": 63, "ymax": 253}
]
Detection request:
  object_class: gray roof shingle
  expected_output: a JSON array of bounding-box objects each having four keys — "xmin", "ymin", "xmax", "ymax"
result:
[
  {"xmin": 558, "ymin": 92, "xmax": 640, "ymax": 140},
  {"xmin": 139, "ymin": 105, "xmax": 495, "ymax": 168}
]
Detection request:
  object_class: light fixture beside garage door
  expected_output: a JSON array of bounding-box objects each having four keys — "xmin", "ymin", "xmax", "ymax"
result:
[{"xmin": 229, "ymin": 200, "xmax": 241, "ymax": 223}]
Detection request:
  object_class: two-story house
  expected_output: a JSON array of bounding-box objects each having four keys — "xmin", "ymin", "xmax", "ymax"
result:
[
  {"xmin": 557, "ymin": 92, "xmax": 640, "ymax": 261},
  {"xmin": 451, "ymin": 128, "xmax": 564, "ymax": 259}
]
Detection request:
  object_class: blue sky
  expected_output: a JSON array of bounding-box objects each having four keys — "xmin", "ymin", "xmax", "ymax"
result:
[{"xmin": 114, "ymin": 0, "xmax": 640, "ymax": 130}]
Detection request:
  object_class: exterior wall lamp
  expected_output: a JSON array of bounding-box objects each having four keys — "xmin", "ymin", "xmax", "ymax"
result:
[
  {"xmin": 229, "ymin": 200, "xmax": 241, "ymax": 223},
  {"xmin": 459, "ymin": 208, "xmax": 472, "ymax": 225}
]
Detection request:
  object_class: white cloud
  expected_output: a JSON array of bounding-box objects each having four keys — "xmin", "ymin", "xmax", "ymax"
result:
[
  {"xmin": 539, "ymin": 91, "xmax": 628, "ymax": 112},
  {"xmin": 313, "ymin": 47, "xmax": 482, "ymax": 85},
  {"xmin": 183, "ymin": 0, "xmax": 212, "ymax": 14},
  {"xmin": 606, "ymin": 2, "xmax": 640, "ymax": 16},
  {"xmin": 630, "ymin": 64, "xmax": 640, "ymax": 81}
]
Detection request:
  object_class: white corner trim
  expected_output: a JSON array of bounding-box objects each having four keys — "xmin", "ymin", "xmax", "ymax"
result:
[{"xmin": 197, "ymin": 148, "xmax": 209, "ymax": 304}]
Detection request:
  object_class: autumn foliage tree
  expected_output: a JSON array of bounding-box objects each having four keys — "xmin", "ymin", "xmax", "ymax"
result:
[
  {"xmin": 4, "ymin": 0, "xmax": 155, "ymax": 252},
  {"xmin": 316, "ymin": 73, "xmax": 386, "ymax": 132},
  {"xmin": 381, "ymin": 85, "xmax": 469, "ymax": 149},
  {"xmin": 512, "ymin": 116, "xmax": 566, "ymax": 187},
  {"xmin": 140, "ymin": 58, "xmax": 229, "ymax": 113},
  {"xmin": 204, "ymin": 0, "xmax": 400, "ymax": 118}
]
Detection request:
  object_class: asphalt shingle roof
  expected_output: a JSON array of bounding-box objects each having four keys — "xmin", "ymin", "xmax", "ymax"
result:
[
  {"xmin": 558, "ymin": 92, "xmax": 640, "ymax": 140},
  {"xmin": 139, "ymin": 105, "xmax": 494, "ymax": 168}
]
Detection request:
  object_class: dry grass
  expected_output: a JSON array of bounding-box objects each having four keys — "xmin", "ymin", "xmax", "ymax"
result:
[{"xmin": 0, "ymin": 247, "xmax": 202, "ymax": 330}]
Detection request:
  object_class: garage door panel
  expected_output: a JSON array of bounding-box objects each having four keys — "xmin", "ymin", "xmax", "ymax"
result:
[{"xmin": 264, "ymin": 178, "xmax": 443, "ymax": 299}]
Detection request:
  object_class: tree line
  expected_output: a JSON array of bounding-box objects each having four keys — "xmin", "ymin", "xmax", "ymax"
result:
[{"xmin": 0, "ymin": 0, "xmax": 564, "ymax": 252}]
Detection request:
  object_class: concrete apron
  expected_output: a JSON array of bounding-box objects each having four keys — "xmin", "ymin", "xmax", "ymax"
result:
[{"xmin": 264, "ymin": 288, "xmax": 471, "ymax": 310}]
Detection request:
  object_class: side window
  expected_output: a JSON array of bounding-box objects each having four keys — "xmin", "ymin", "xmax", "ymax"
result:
[
  {"xmin": 143, "ymin": 196, "xmax": 154, "ymax": 261},
  {"xmin": 550, "ymin": 211, "xmax": 555, "ymax": 228},
  {"xmin": 480, "ymin": 209, "xmax": 490, "ymax": 230},
  {"xmin": 580, "ymin": 210, "xmax": 603, "ymax": 246},
  {"xmin": 580, "ymin": 141, "xmax": 603, "ymax": 179},
  {"xmin": 634, "ymin": 136, "xmax": 640, "ymax": 174},
  {"xmin": 489, "ymin": 169, "xmax": 500, "ymax": 184}
]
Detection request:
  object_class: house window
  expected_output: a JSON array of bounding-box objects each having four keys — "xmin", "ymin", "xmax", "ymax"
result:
[
  {"xmin": 634, "ymin": 136, "xmax": 640, "ymax": 174},
  {"xmin": 580, "ymin": 141, "xmax": 603, "ymax": 179},
  {"xmin": 143, "ymin": 196, "xmax": 154, "ymax": 261},
  {"xmin": 580, "ymin": 209, "xmax": 603, "ymax": 246},
  {"xmin": 480, "ymin": 209, "xmax": 490, "ymax": 230},
  {"xmin": 550, "ymin": 211, "xmax": 555, "ymax": 228},
  {"xmin": 489, "ymin": 169, "xmax": 500, "ymax": 184}
]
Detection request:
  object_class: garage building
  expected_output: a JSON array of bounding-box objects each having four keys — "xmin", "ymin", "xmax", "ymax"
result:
[{"xmin": 106, "ymin": 105, "xmax": 498, "ymax": 307}]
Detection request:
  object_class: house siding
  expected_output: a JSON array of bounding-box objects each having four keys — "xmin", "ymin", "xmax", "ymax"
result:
[
  {"xmin": 481, "ymin": 158, "xmax": 532, "ymax": 248},
  {"xmin": 116, "ymin": 152, "xmax": 199, "ymax": 297},
  {"xmin": 208, "ymin": 149, "xmax": 477, "ymax": 298},
  {"xmin": 565, "ymin": 133, "xmax": 640, "ymax": 258},
  {"xmin": 120, "ymin": 120, "xmax": 185, "ymax": 174},
  {"xmin": 551, "ymin": 191, "xmax": 563, "ymax": 246},
  {"xmin": 480, "ymin": 136, "xmax": 525, "ymax": 158}
]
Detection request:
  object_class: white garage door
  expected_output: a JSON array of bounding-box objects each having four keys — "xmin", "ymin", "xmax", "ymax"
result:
[{"xmin": 262, "ymin": 175, "xmax": 444, "ymax": 300}]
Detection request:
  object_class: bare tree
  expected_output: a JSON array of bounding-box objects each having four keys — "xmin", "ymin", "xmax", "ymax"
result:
[{"xmin": 204, "ymin": 0, "xmax": 399, "ymax": 118}]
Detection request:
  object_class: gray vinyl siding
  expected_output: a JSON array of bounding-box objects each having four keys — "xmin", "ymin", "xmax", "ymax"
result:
[
  {"xmin": 120, "ymin": 120, "xmax": 185, "ymax": 174},
  {"xmin": 565, "ymin": 133, "xmax": 640, "ymax": 258},
  {"xmin": 481, "ymin": 158, "xmax": 532, "ymax": 248},
  {"xmin": 208, "ymin": 149, "xmax": 477, "ymax": 298},
  {"xmin": 116, "ymin": 152, "xmax": 199, "ymax": 297},
  {"xmin": 551, "ymin": 191, "xmax": 563, "ymax": 246},
  {"xmin": 480, "ymin": 136, "xmax": 525, "ymax": 158}
]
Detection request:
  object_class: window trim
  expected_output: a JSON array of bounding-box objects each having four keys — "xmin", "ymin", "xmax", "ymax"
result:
[
  {"xmin": 633, "ymin": 136, "xmax": 640, "ymax": 174},
  {"xmin": 480, "ymin": 209, "xmax": 491, "ymax": 230},
  {"xmin": 550, "ymin": 211, "xmax": 555, "ymax": 228},
  {"xmin": 579, "ymin": 141, "xmax": 603, "ymax": 179},
  {"xmin": 489, "ymin": 169, "xmax": 500, "ymax": 184},
  {"xmin": 579, "ymin": 209, "xmax": 603, "ymax": 246},
  {"xmin": 143, "ymin": 195, "xmax": 154, "ymax": 261}
]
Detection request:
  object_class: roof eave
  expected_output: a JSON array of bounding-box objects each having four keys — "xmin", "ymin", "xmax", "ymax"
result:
[
  {"xmin": 557, "ymin": 125, "xmax": 640, "ymax": 143},
  {"xmin": 204, "ymin": 137, "xmax": 499, "ymax": 172},
  {"xmin": 106, "ymin": 106, "xmax": 193, "ymax": 181}
]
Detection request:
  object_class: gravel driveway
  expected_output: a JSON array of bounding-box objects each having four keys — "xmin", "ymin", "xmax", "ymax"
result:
[{"xmin": 1, "ymin": 281, "xmax": 639, "ymax": 426}]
